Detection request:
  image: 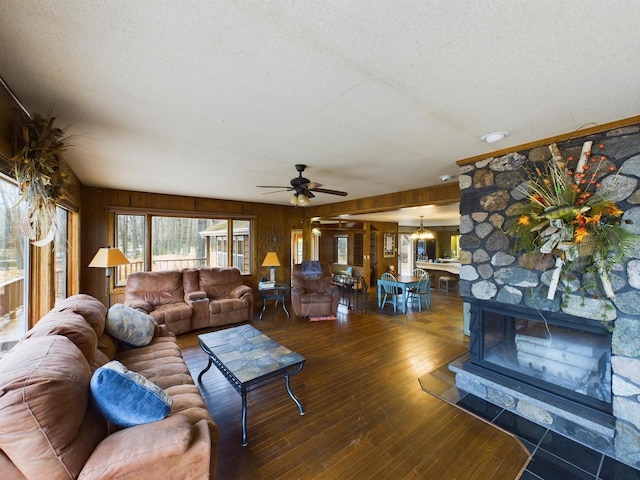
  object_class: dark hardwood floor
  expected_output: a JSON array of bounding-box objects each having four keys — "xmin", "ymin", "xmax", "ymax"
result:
[{"xmin": 179, "ymin": 289, "xmax": 530, "ymax": 479}]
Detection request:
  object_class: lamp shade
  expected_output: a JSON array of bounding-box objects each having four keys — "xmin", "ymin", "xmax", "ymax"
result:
[
  {"xmin": 261, "ymin": 252, "xmax": 281, "ymax": 267},
  {"xmin": 89, "ymin": 247, "xmax": 130, "ymax": 268}
]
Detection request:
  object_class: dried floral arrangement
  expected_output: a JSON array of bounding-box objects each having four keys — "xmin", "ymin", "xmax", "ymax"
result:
[
  {"xmin": 10, "ymin": 110, "xmax": 70, "ymax": 246},
  {"xmin": 508, "ymin": 141, "xmax": 632, "ymax": 300}
]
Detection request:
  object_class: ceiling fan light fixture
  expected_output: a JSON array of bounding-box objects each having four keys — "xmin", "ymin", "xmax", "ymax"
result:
[
  {"xmin": 289, "ymin": 194, "xmax": 298, "ymax": 205},
  {"xmin": 481, "ymin": 130, "xmax": 510, "ymax": 143},
  {"xmin": 297, "ymin": 193, "xmax": 310, "ymax": 206}
]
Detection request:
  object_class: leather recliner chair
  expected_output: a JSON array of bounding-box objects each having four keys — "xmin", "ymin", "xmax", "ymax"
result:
[{"xmin": 290, "ymin": 262, "xmax": 340, "ymax": 317}]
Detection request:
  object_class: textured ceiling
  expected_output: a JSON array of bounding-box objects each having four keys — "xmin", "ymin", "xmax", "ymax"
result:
[{"xmin": 0, "ymin": 1, "xmax": 639, "ymax": 226}]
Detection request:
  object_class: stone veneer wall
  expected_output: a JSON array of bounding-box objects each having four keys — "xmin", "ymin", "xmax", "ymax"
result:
[{"xmin": 457, "ymin": 123, "xmax": 640, "ymax": 466}]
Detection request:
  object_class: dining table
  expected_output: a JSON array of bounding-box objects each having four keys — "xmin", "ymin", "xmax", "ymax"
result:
[{"xmin": 376, "ymin": 274, "xmax": 422, "ymax": 314}]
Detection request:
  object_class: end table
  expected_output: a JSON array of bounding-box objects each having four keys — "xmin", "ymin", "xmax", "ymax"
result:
[{"xmin": 259, "ymin": 283, "xmax": 290, "ymax": 320}]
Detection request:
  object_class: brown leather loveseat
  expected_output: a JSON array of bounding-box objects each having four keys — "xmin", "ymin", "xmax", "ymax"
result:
[
  {"xmin": 0, "ymin": 294, "xmax": 219, "ymax": 479},
  {"xmin": 291, "ymin": 262, "xmax": 340, "ymax": 317},
  {"xmin": 125, "ymin": 267, "xmax": 253, "ymax": 335}
]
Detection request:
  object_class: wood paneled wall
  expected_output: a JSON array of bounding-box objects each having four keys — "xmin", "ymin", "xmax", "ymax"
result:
[{"xmin": 80, "ymin": 187, "xmax": 305, "ymax": 307}]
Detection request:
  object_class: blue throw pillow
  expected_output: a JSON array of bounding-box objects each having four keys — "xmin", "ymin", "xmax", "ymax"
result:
[
  {"xmin": 90, "ymin": 360, "xmax": 172, "ymax": 427},
  {"xmin": 106, "ymin": 304, "xmax": 156, "ymax": 347}
]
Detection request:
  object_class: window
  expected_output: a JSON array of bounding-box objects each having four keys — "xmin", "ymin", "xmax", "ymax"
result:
[
  {"xmin": 151, "ymin": 216, "xmax": 212, "ymax": 271},
  {"xmin": 54, "ymin": 206, "xmax": 68, "ymax": 303},
  {"xmin": 232, "ymin": 220, "xmax": 250, "ymax": 273},
  {"xmin": 115, "ymin": 214, "xmax": 146, "ymax": 285},
  {"xmin": 336, "ymin": 236, "xmax": 348, "ymax": 264},
  {"xmin": 0, "ymin": 174, "xmax": 29, "ymax": 353},
  {"xmin": 115, "ymin": 213, "xmax": 252, "ymax": 285}
]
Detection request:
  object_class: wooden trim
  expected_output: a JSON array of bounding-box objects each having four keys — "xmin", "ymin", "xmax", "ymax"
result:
[
  {"xmin": 67, "ymin": 208, "xmax": 80, "ymax": 296},
  {"xmin": 457, "ymin": 115, "xmax": 640, "ymax": 166},
  {"xmin": 0, "ymin": 74, "xmax": 31, "ymax": 119},
  {"xmin": 106, "ymin": 205, "xmax": 257, "ymax": 219},
  {"xmin": 307, "ymin": 182, "xmax": 460, "ymax": 218}
]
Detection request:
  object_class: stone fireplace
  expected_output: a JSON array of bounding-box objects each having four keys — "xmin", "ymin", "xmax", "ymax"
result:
[
  {"xmin": 467, "ymin": 299, "xmax": 612, "ymax": 412},
  {"xmin": 453, "ymin": 123, "xmax": 640, "ymax": 468}
]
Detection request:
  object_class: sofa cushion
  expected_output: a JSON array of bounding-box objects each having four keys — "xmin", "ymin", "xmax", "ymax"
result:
[
  {"xmin": 90, "ymin": 360, "xmax": 172, "ymax": 428},
  {"xmin": 125, "ymin": 270, "xmax": 185, "ymax": 307},
  {"xmin": 97, "ymin": 332, "xmax": 118, "ymax": 360},
  {"xmin": 0, "ymin": 335, "xmax": 107, "ymax": 480},
  {"xmin": 106, "ymin": 304, "xmax": 156, "ymax": 347},
  {"xmin": 117, "ymin": 337, "xmax": 193, "ymax": 389},
  {"xmin": 148, "ymin": 303, "xmax": 193, "ymax": 335},
  {"xmin": 51, "ymin": 294, "xmax": 108, "ymax": 339},
  {"xmin": 79, "ymin": 414, "xmax": 193, "ymax": 479},
  {"xmin": 197, "ymin": 267, "xmax": 243, "ymax": 299},
  {"xmin": 23, "ymin": 310, "xmax": 98, "ymax": 363}
]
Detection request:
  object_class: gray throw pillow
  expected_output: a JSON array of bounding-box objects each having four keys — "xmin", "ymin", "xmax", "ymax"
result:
[{"xmin": 106, "ymin": 304, "xmax": 156, "ymax": 347}]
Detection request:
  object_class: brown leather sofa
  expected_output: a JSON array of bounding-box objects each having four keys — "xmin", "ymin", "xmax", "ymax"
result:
[
  {"xmin": 291, "ymin": 262, "xmax": 340, "ymax": 317},
  {"xmin": 125, "ymin": 267, "xmax": 253, "ymax": 335},
  {"xmin": 0, "ymin": 294, "xmax": 219, "ymax": 480}
]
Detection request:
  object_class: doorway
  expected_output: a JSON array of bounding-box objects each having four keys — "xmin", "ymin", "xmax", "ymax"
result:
[
  {"xmin": 291, "ymin": 230, "xmax": 303, "ymax": 266},
  {"xmin": 398, "ymin": 234, "xmax": 412, "ymax": 275}
]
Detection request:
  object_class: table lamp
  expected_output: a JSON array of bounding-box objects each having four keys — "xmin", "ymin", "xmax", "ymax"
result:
[
  {"xmin": 89, "ymin": 247, "xmax": 130, "ymax": 307},
  {"xmin": 261, "ymin": 252, "xmax": 281, "ymax": 282}
]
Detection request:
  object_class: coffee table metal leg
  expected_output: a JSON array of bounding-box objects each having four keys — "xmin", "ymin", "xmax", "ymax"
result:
[
  {"xmin": 197, "ymin": 357, "xmax": 213, "ymax": 383},
  {"xmin": 284, "ymin": 364, "xmax": 305, "ymax": 415},
  {"xmin": 241, "ymin": 391, "xmax": 248, "ymax": 446}
]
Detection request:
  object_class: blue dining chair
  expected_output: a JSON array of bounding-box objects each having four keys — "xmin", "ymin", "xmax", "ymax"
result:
[
  {"xmin": 406, "ymin": 273, "xmax": 431, "ymax": 311},
  {"xmin": 380, "ymin": 272, "xmax": 402, "ymax": 313}
]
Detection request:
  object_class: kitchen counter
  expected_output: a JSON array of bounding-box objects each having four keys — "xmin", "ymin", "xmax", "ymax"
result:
[{"xmin": 416, "ymin": 261, "xmax": 460, "ymax": 275}]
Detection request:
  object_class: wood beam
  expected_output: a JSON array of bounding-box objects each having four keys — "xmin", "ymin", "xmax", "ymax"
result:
[
  {"xmin": 457, "ymin": 115, "xmax": 640, "ymax": 167},
  {"xmin": 306, "ymin": 182, "xmax": 460, "ymax": 218}
]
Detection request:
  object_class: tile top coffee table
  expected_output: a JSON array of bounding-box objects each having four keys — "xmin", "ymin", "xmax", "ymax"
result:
[{"xmin": 197, "ymin": 324, "xmax": 305, "ymax": 445}]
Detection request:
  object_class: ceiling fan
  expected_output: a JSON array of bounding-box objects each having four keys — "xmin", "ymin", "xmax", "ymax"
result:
[{"xmin": 257, "ymin": 164, "xmax": 348, "ymax": 206}]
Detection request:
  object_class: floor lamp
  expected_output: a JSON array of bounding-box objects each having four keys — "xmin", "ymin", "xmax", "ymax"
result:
[{"xmin": 89, "ymin": 247, "xmax": 130, "ymax": 308}]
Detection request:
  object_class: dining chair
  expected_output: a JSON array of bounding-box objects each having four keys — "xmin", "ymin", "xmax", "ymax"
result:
[
  {"xmin": 353, "ymin": 275, "xmax": 369, "ymax": 313},
  {"xmin": 406, "ymin": 273, "xmax": 431, "ymax": 311},
  {"xmin": 380, "ymin": 272, "xmax": 402, "ymax": 313},
  {"xmin": 412, "ymin": 268, "xmax": 427, "ymax": 277}
]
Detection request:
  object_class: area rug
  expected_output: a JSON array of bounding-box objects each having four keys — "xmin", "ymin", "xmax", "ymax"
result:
[{"xmin": 308, "ymin": 315, "xmax": 338, "ymax": 322}]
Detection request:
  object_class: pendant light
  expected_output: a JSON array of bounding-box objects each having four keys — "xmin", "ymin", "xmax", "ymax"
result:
[{"xmin": 411, "ymin": 216, "xmax": 434, "ymax": 240}]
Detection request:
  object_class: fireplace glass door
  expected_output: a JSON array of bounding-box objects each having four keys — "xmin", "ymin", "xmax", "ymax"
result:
[{"xmin": 482, "ymin": 310, "xmax": 611, "ymax": 405}]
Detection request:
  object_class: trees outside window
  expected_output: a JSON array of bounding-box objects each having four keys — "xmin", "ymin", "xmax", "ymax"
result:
[
  {"xmin": 115, "ymin": 213, "xmax": 252, "ymax": 285},
  {"xmin": 0, "ymin": 174, "xmax": 29, "ymax": 353}
]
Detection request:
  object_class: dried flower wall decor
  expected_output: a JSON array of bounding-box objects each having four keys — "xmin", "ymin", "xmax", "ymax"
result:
[
  {"xmin": 10, "ymin": 110, "xmax": 70, "ymax": 246},
  {"xmin": 508, "ymin": 141, "xmax": 632, "ymax": 300}
]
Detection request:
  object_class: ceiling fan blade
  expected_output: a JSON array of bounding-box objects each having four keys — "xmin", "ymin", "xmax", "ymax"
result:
[
  {"xmin": 301, "ymin": 188, "xmax": 315, "ymax": 199},
  {"xmin": 257, "ymin": 185, "xmax": 290, "ymax": 189},
  {"xmin": 311, "ymin": 187, "xmax": 348, "ymax": 196},
  {"xmin": 305, "ymin": 182, "xmax": 322, "ymax": 189},
  {"xmin": 261, "ymin": 189, "xmax": 291, "ymax": 195}
]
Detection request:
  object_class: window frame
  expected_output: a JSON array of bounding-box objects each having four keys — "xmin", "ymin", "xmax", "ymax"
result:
[{"xmin": 113, "ymin": 208, "xmax": 255, "ymax": 287}]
